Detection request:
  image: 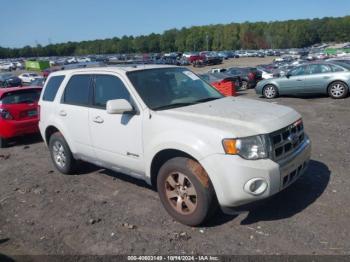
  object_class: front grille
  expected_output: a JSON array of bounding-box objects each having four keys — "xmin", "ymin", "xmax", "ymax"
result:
[{"xmin": 269, "ymin": 119, "xmax": 305, "ymax": 161}]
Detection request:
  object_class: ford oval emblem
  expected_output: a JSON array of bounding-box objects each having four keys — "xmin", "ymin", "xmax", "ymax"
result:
[{"xmin": 288, "ymin": 133, "xmax": 299, "ymax": 144}]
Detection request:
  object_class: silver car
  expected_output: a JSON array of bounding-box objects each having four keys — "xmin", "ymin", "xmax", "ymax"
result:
[{"xmin": 256, "ymin": 62, "xmax": 350, "ymax": 99}]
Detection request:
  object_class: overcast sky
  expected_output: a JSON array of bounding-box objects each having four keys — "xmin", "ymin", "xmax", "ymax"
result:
[{"xmin": 1, "ymin": 0, "xmax": 349, "ymax": 48}]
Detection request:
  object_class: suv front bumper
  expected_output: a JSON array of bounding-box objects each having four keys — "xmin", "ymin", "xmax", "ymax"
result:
[{"xmin": 200, "ymin": 137, "xmax": 311, "ymax": 207}]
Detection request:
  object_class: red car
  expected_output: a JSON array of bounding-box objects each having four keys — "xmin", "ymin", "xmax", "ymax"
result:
[{"xmin": 0, "ymin": 87, "xmax": 42, "ymax": 148}]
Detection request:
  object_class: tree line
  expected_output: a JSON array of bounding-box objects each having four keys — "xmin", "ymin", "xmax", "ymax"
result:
[{"xmin": 1, "ymin": 16, "xmax": 350, "ymax": 59}]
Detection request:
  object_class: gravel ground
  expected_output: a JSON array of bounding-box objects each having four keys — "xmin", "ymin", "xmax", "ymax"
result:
[{"xmin": 0, "ymin": 58, "xmax": 350, "ymax": 256}]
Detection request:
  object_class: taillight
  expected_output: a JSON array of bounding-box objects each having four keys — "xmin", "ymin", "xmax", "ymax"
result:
[{"xmin": 0, "ymin": 109, "xmax": 14, "ymax": 120}]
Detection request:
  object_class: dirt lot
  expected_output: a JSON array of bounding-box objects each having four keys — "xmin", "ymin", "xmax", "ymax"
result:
[{"xmin": 1, "ymin": 58, "xmax": 350, "ymax": 256}]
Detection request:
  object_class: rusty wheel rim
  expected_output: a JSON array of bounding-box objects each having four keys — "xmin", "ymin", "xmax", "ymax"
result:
[{"xmin": 165, "ymin": 172, "xmax": 197, "ymax": 215}]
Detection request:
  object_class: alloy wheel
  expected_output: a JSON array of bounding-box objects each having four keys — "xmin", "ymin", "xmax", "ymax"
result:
[
  {"xmin": 330, "ymin": 83, "xmax": 345, "ymax": 98},
  {"xmin": 52, "ymin": 141, "xmax": 67, "ymax": 168},
  {"xmin": 241, "ymin": 81, "xmax": 248, "ymax": 90},
  {"xmin": 264, "ymin": 85, "xmax": 277, "ymax": 98},
  {"xmin": 165, "ymin": 172, "xmax": 198, "ymax": 215}
]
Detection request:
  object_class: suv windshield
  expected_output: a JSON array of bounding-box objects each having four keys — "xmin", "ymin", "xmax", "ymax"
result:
[{"xmin": 127, "ymin": 68, "xmax": 223, "ymax": 110}]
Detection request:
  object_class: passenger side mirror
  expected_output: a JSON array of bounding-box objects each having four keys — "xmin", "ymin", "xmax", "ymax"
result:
[
  {"xmin": 286, "ymin": 72, "xmax": 291, "ymax": 78},
  {"xmin": 106, "ymin": 99, "xmax": 134, "ymax": 114}
]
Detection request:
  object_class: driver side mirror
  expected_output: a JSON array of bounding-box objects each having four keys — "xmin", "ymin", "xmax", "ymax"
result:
[
  {"xmin": 286, "ymin": 72, "xmax": 291, "ymax": 78},
  {"xmin": 106, "ymin": 99, "xmax": 134, "ymax": 114}
]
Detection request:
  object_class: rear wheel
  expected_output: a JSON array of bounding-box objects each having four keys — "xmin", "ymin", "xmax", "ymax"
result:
[
  {"xmin": 157, "ymin": 157, "xmax": 218, "ymax": 226},
  {"xmin": 328, "ymin": 81, "xmax": 349, "ymax": 99},
  {"xmin": 0, "ymin": 137, "xmax": 7, "ymax": 148},
  {"xmin": 263, "ymin": 84, "xmax": 278, "ymax": 99},
  {"xmin": 49, "ymin": 132, "xmax": 77, "ymax": 174}
]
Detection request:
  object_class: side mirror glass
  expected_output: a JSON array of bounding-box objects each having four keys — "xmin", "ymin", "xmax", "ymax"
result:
[{"xmin": 106, "ymin": 99, "xmax": 134, "ymax": 114}]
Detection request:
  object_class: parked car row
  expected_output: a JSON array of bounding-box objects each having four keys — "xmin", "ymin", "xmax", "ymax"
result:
[{"xmin": 0, "ymin": 72, "xmax": 46, "ymax": 88}]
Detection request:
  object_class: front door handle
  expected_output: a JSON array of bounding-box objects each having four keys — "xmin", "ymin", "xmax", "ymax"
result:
[
  {"xmin": 296, "ymin": 79, "xmax": 303, "ymax": 81},
  {"xmin": 59, "ymin": 110, "xmax": 67, "ymax": 116},
  {"xmin": 93, "ymin": 116, "xmax": 104, "ymax": 124}
]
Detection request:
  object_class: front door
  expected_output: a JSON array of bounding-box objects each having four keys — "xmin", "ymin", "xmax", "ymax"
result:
[
  {"xmin": 278, "ymin": 65, "xmax": 307, "ymax": 95},
  {"xmin": 88, "ymin": 74, "xmax": 144, "ymax": 176}
]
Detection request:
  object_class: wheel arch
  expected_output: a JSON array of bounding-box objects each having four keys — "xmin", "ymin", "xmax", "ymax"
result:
[
  {"xmin": 327, "ymin": 80, "xmax": 349, "ymax": 93},
  {"xmin": 45, "ymin": 125, "xmax": 60, "ymax": 145},
  {"xmin": 150, "ymin": 149, "xmax": 195, "ymax": 189}
]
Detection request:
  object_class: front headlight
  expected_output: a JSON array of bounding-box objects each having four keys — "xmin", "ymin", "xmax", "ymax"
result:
[{"xmin": 222, "ymin": 135, "xmax": 269, "ymax": 160}]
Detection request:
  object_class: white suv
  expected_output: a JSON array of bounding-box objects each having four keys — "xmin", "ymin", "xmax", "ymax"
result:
[{"xmin": 39, "ymin": 65, "xmax": 311, "ymax": 226}]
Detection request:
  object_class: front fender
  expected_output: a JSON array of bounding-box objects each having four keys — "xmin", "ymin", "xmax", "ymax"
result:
[{"xmin": 144, "ymin": 130, "xmax": 221, "ymax": 179}]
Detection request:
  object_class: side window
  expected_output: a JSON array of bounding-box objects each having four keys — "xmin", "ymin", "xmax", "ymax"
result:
[
  {"xmin": 63, "ymin": 75, "xmax": 91, "ymax": 106},
  {"xmin": 42, "ymin": 75, "xmax": 65, "ymax": 101},
  {"xmin": 93, "ymin": 75, "xmax": 130, "ymax": 108},
  {"xmin": 330, "ymin": 64, "xmax": 345, "ymax": 72},
  {"xmin": 308, "ymin": 64, "xmax": 331, "ymax": 74},
  {"xmin": 290, "ymin": 66, "xmax": 306, "ymax": 76}
]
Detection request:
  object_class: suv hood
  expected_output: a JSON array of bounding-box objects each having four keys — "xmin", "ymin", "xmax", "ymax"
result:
[{"xmin": 155, "ymin": 97, "xmax": 301, "ymax": 137}]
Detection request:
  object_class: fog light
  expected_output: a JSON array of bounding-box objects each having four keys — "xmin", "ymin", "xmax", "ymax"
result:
[{"xmin": 244, "ymin": 178, "xmax": 268, "ymax": 196}]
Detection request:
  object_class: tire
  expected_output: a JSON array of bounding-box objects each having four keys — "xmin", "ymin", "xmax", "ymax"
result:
[
  {"xmin": 157, "ymin": 157, "xmax": 218, "ymax": 226},
  {"xmin": 263, "ymin": 84, "xmax": 279, "ymax": 99},
  {"xmin": 0, "ymin": 137, "xmax": 7, "ymax": 148},
  {"xmin": 240, "ymin": 80, "xmax": 248, "ymax": 90},
  {"xmin": 49, "ymin": 132, "xmax": 77, "ymax": 174},
  {"xmin": 328, "ymin": 81, "xmax": 349, "ymax": 99}
]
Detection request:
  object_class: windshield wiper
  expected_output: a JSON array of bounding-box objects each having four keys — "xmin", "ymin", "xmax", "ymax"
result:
[
  {"xmin": 193, "ymin": 97, "xmax": 221, "ymax": 103},
  {"xmin": 153, "ymin": 102, "xmax": 196, "ymax": 110}
]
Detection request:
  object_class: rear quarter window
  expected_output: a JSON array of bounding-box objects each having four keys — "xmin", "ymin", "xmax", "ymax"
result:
[{"xmin": 42, "ymin": 75, "xmax": 65, "ymax": 101}]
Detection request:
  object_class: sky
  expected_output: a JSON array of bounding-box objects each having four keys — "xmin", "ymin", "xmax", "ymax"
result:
[{"xmin": 1, "ymin": 0, "xmax": 349, "ymax": 48}]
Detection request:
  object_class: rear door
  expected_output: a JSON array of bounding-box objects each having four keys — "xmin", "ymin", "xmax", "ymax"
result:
[
  {"xmin": 302, "ymin": 64, "xmax": 332, "ymax": 94},
  {"xmin": 58, "ymin": 74, "xmax": 94, "ymax": 159}
]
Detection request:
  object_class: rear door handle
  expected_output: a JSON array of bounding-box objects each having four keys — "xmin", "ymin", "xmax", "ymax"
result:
[
  {"xmin": 296, "ymin": 79, "xmax": 303, "ymax": 81},
  {"xmin": 93, "ymin": 116, "xmax": 104, "ymax": 124},
  {"xmin": 59, "ymin": 110, "xmax": 67, "ymax": 116}
]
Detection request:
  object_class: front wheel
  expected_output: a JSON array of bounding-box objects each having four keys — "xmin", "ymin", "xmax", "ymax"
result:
[
  {"xmin": 157, "ymin": 157, "xmax": 218, "ymax": 226},
  {"xmin": 263, "ymin": 84, "xmax": 278, "ymax": 99},
  {"xmin": 240, "ymin": 80, "xmax": 248, "ymax": 90},
  {"xmin": 49, "ymin": 132, "xmax": 77, "ymax": 174},
  {"xmin": 328, "ymin": 81, "xmax": 349, "ymax": 99}
]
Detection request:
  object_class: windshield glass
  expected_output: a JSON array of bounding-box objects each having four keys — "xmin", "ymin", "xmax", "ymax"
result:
[
  {"xmin": 0, "ymin": 89, "xmax": 41, "ymax": 105},
  {"xmin": 0, "ymin": 74, "xmax": 13, "ymax": 80},
  {"xmin": 127, "ymin": 68, "xmax": 223, "ymax": 110}
]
